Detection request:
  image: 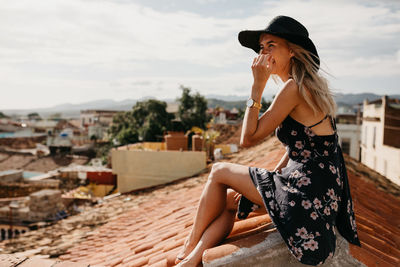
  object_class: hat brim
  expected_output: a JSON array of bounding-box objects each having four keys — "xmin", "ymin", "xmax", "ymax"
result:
[{"xmin": 238, "ymin": 29, "xmax": 320, "ymax": 68}]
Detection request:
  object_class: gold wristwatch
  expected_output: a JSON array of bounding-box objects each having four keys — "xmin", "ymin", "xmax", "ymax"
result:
[{"xmin": 246, "ymin": 98, "xmax": 262, "ymax": 109}]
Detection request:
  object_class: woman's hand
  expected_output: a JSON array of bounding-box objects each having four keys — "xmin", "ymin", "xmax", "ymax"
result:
[
  {"xmin": 251, "ymin": 53, "xmax": 275, "ymax": 94},
  {"xmin": 234, "ymin": 192, "xmax": 242, "ymax": 205}
]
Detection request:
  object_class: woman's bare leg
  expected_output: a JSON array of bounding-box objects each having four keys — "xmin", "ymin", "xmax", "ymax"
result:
[
  {"xmin": 178, "ymin": 206, "xmax": 237, "ymax": 266},
  {"xmin": 175, "ymin": 162, "xmax": 264, "ymax": 263}
]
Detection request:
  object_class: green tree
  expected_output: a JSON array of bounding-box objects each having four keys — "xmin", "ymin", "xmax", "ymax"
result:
[
  {"xmin": 108, "ymin": 111, "xmax": 138, "ymax": 145},
  {"xmin": 28, "ymin": 112, "xmax": 41, "ymax": 120},
  {"xmin": 134, "ymin": 100, "xmax": 174, "ymax": 141},
  {"xmin": 260, "ymin": 97, "xmax": 272, "ymax": 113},
  {"xmin": 177, "ymin": 85, "xmax": 211, "ymax": 131},
  {"xmin": 237, "ymin": 107, "xmax": 245, "ymax": 120},
  {"xmin": 48, "ymin": 113, "xmax": 62, "ymax": 121},
  {"xmin": 0, "ymin": 112, "xmax": 8, "ymax": 118},
  {"xmin": 108, "ymin": 99, "xmax": 174, "ymax": 146}
]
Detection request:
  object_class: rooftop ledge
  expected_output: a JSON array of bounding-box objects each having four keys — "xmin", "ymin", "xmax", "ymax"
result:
[{"xmin": 203, "ymin": 223, "xmax": 366, "ymax": 267}]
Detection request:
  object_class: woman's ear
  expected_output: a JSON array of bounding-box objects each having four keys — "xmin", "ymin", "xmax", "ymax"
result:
[{"xmin": 289, "ymin": 50, "xmax": 294, "ymax": 58}]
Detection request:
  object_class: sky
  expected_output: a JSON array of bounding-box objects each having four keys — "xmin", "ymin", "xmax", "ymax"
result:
[{"xmin": 1, "ymin": 0, "xmax": 400, "ymax": 110}]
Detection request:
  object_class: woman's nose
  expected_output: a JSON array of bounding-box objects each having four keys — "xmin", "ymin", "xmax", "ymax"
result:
[{"xmin": 259, "ymin": 47, "xmax": 270, "ymax": 55}]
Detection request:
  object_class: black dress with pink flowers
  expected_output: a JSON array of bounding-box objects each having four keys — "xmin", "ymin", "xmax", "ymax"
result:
[{"xmin": 237, "ymin": 114, "xmax": 361, "ymax": 266}]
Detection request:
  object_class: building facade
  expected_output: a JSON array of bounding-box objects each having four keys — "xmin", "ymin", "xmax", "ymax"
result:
[
  {"xmin": 360, "ymin": 96, "xmax": 400, "ymax": 185},
  {"xmin": 336, "ymin": 113, "xmax": 361, "ymax": 160},
  {"xmin": 80, "ymin": 110, "xmax": 120, "ymax": 139}
]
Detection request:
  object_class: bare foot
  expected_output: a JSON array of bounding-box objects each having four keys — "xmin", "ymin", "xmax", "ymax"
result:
[
  {"xmin": 175, "ymin": 236, "xmax": 196, "ymax": 264},
  {"xmin": 175, "ymin": 257, "xmax": 201, "ymax": 267}
]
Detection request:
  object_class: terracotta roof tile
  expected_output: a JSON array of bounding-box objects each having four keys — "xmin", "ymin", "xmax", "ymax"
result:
[
  {"xmin": 147, "ymin": 252, "xmax": 169, "ymax": 265},
  {"xmin": 4, "ymin": 136, "xmax": 398, "ymax": 267},
  {"xmin": 162, "ymin": 238, "xmax": 185, "ymax": 253},
  {"xmin": 53, "ymin": 261, "xmax": 89, "ymax": 267},
  {"xmin": 147, "ymin": 259, "xmax": 168, "ymax": 267},
  {"xmin": 345, "ymin": 163, "xmax": 400, "ymax": 267},
  {"xmin": 17, "ymin": 257, "xmax": 55, "ymax": 267},
  {"xmin": 127, "ymin": 256, "xmax": 149, "ymax": 267}
]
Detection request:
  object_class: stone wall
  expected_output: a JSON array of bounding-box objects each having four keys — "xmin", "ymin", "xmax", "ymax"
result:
[
  {"xmin": 0, "ymin": 135, "xmax": 47, "ymax": 149},
  {"xmin": 29, "ymin": 189, "xmax": 64, "ymax": 222},
  {"xmin": 0, "ymin": 180, "xmax": 59, "ymax": 198},
  {"xmin": 0, "ymin": 170, "xmax": 23, "ymax": 183}
]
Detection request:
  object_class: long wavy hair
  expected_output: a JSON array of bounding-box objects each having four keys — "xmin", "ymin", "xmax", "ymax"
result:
[{"xmin": 283, "ymin": 42, "xmax": 337, "ymax": 117}]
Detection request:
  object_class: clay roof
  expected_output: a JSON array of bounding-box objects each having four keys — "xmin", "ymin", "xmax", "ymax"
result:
[
  {"xmin": 2, "ymin": 136, "xmax": 399, "ymax": 266},
  {"xmin": 58, "ymin": 136, "xmax": 400, "ymax": 266}
]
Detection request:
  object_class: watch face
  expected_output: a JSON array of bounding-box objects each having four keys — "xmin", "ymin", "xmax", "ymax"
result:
[{"xmin": 247, "ymin": 98, "xmax": 254, "ymax": 107}]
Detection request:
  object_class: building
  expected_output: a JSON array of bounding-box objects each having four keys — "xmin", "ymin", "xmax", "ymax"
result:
[
  {"xmin": 360, "ymin": 95, "xmax": 400, "ymax": 185},
  {"xmin": 208, "ymin": 107, "xmax": 239, "ymax": 124},
  {"xmin": 80, "ymin": 110, "xmax": 121, "ymax": 140},
  {"xmin": 80, "ymin": 110, "xmax": 120, "ymax": 128},
  {"xmin": 30, "ymin": 120, "xmax": 58, "ymax": 135},
  {"xmin": 336, "ymin": 112, "xmax": 361, "ymax": 160}
]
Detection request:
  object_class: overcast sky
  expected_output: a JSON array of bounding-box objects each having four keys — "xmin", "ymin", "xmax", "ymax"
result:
[{"xmin": 1, "ymin": 0, "xmax": 399, "ymax": 110}]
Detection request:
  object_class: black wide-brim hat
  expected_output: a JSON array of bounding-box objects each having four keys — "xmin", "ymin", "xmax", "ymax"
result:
[{"xmin": 238, "ymin": 15, "xmax": 320, "ymax": 69}]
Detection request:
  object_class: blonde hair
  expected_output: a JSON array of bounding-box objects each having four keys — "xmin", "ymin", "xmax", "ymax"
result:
[{"xmin": 285, "ymin": 42, "xmax": 337, "ymax": 117}]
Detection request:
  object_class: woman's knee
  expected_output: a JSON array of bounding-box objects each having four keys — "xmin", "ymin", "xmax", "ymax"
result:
[{"xmin": 209, "ymin": 162, "xmax": 229, "ymax": 183}]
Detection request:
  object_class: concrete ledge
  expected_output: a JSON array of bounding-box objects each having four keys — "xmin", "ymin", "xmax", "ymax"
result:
[{"xmin": 203, "ymin": 228, "xmax": 366, "ymax": 267}]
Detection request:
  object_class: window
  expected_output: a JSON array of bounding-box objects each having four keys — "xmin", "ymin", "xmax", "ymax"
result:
[
  {"xmin": 341, "ymin": 138, "xmax": 351, "ymax": 155},
  {"xmin": 373, "ymin": 126, "xmax": 376, "ymax": 149}
]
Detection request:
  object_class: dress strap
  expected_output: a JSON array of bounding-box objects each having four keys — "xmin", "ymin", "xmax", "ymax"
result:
[
  {"xmin": 330, "ymin": 115, "xmax": 337, "ymax": 133},
  {"xmin": 308, "ymin": 114, "xmax": 329, "ymax": 128}
]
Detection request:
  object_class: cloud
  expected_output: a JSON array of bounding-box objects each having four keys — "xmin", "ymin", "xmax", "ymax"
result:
[
  {"xmin": 0, "ymin": 0, "xmax": 399, "ymax": 109},
  {"xmin": 397, "ymin": 50, "xmax": 400, "ymax": 63}
]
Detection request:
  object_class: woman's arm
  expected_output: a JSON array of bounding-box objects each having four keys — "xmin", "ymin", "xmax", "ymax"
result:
[
  {"xmin": 240, "ymin": 80, "xmax": 300, "ymax": 147},
  {"xmin": 240, "ymin": 52, "xmax": 300, "ymax": 148},
  {"xmin": 273, "ymin": 150, "xmax": 289, "ymax": 173}
]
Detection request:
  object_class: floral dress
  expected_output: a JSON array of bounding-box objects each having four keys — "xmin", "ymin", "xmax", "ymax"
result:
[{"xmin": 237, "ymin": 114, "xmax": 361, "ymax": 266}]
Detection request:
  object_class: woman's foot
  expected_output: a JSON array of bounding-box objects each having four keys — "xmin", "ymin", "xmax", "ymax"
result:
[
  {"xmin": 175, "ymin": 236, "xmax": 196, "ymax": 264},
  {"xmin": 175, "ymin": 257, "xmax": 201, "ymax": 267}
]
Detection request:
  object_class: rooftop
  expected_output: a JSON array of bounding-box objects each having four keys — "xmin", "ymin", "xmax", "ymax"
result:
[{"xmin": 1, "ymin": 136, "xmax": 399, "ymax": 266}]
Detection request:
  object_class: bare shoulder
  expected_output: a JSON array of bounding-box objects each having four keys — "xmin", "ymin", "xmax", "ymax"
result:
[
  {"xmin": 262, "ymin": 78, "xmax": 301, "ymax": 124},
  {"xmin": 274, "ymin": 78, "xmax": 301, "ymax": 104}
]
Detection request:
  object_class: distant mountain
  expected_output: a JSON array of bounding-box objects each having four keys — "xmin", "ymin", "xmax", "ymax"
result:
[
  {"xmin": 205, "ymin": 94, "xmax": 248, "ymax": 101},
  {"xmin": 206, "ymin": 93, "xmax": 400, "ymax": 110},
  {"xmin": 2, "ymin": 99, "xmax": 138, "ymax": 119},
  {"xmin": 206, "ymin": 98, "xmax": 246, "ymax": 110},
  {"xmin": 204, "ymin": 93, "xmax": 276, "ymax": 102},
  {"xmin": 334, "ymin": 93, "xmax": 400, "ymax": 106},
  {"xmin": 2, "ymin": 93, "xmax": 399, "ymax": 119}
]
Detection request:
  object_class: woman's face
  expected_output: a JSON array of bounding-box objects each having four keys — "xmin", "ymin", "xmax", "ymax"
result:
[{"xmin": 259, "ymin": 33, "xmax": 293, "ymax": 76}]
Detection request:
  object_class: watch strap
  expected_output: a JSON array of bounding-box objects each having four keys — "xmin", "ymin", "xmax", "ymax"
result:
[
  {"xmin": 252, "ymin": 101, "xmax": 262, "ymax": 109},
  {"xmin": 248, "ymin": 98, "xmax": 262, "ymax": 109}
]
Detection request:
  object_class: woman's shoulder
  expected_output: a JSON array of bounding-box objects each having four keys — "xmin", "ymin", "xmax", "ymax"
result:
[{"xmin": 278, "ymin": 78, "xmax": 302, "ymax": 100}]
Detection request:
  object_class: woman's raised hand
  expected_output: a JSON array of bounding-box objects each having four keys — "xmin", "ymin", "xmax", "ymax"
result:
[{"xmin": 251, "ymin": 53, "xmax": 275, "ymax": 90}]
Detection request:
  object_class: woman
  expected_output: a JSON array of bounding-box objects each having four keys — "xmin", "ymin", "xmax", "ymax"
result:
[{"xmin": 176, "ymin": 15, "xmax": 361, "ymax": 266}]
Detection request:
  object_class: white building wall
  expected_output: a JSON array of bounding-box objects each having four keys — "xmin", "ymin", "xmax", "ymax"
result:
[
  {"xmin": 336, "ymin": 124, "xmax": 360, "ymax": 160},
  {"xmin": 80, "ymin": 112, "xmax": 115, "ymax": 127},
  {"xmin": 361, "ymin": 100, "xmax": 400, "ymax": 185}
]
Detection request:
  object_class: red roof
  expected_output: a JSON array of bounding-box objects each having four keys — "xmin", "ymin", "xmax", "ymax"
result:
[
  {"xmin": 2, "ymin": 136, "xmax": 399, "ymax": 267},
  {"xmin": 55, "ymin": 136, "xmax": 400, "ymax": 266}
]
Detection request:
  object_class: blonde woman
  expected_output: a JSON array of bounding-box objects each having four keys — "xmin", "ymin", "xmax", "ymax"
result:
[{"xmin": 176, "ymin": 16, "xmax": 361, "ymax": 266}]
